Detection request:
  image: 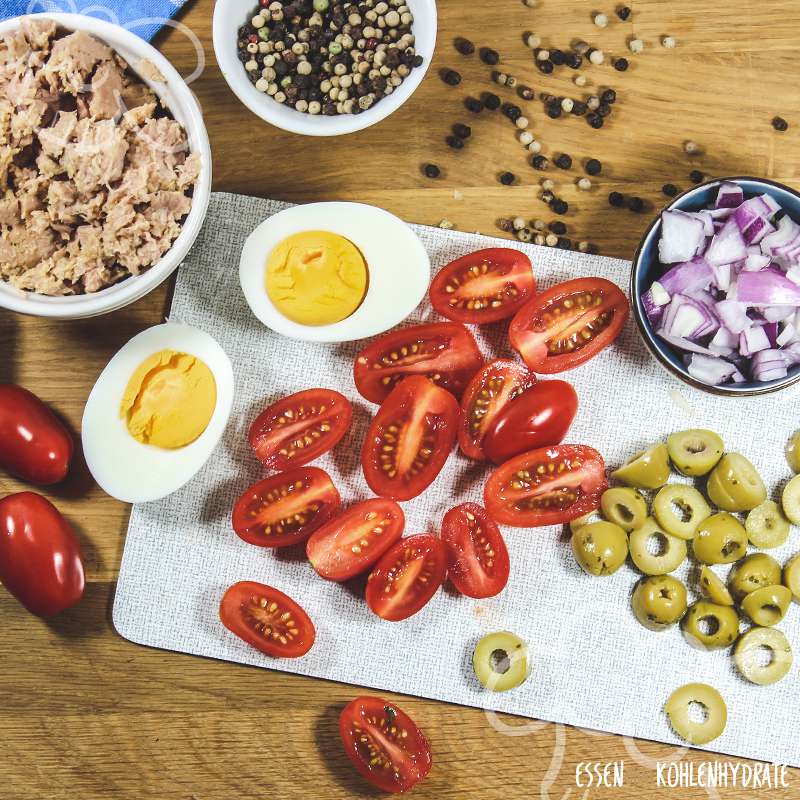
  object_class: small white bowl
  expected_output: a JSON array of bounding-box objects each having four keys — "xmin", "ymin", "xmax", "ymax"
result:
[
  {"xmin": 0, "ymin": 13, "xmax": 212, "ymax": 320},
  {"xmin": 239, "ymin": 202, "xmax": 430, "ymax": 342},
  {"xmin": 212, "ymin": 0, "xmax": 437, "ymax": 136}
]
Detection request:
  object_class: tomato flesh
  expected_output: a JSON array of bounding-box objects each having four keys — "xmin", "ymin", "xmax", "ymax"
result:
[
  {"xmin": 482, "ymin": 380, "xmax": 578, "ymax": 465},
  {"xmin": 509, "ymin": 278, "xmax": 629, "ymax": 374},
  {"xmin": 362, "ymin": 376, "xmax": 460, "ymax": 501},
  {"xmin": 366, "ymin": 534, "xmax": 447, "ymax": 621},
  {"xmin": 306, "ymin": 498, "xmax": 405, "ymax": 581},
  {"xmin": 429, "ymin": 247, "xmax": 536, "ymax": 324},
  {"xmin": 232, "ymin": 467, "xmax": 341, "ymax": 547},
  {"xmin": 248, "ymin": 388, "xmax": 352, "ymax": 472},
  {"xmin": 339, "ymin": 696, "xmax": 432, "ymax": 793},
  {"xmin": 354, "ymin": 322, "xmax": 483, "ymax": 404},
  {"xmin": 220, "ymin": 581, "xmax": 315, "ymax": 658},
  {"xmin": 484, "ymin": 444, "xmax": 607, "ymax": 527},
  {"xmin": 442, "ymin": 503, "xmax": 509, "ymax": 598},
  {"xmin": 458, "ymin": 359, "xmax": 535, "ymax": 460}
]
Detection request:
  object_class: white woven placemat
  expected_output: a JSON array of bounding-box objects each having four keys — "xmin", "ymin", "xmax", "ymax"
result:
[{"xmin": 114, "ymin": 192, "xmax": 800, "ymax": 766}]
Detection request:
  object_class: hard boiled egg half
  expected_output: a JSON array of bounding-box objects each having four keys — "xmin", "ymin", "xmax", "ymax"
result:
[{"xmin": 82, "ymin": 323, "xmax": 234, "ymax": 504}]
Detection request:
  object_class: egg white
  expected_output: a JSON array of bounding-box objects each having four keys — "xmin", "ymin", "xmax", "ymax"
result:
[
  {"xmin": 82, "ymin": 322, "xmax": 234, "ymax": 504},
  {"xmin": 239, "ymin": 202, "xmax": 430, "ymax": 342}
]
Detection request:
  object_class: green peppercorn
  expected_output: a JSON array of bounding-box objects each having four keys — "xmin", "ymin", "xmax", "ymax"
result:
[
  {"xmin": 329, "ymin": 41, "xmax": 343, "ymax": 55},
  {"xmin": 313, "ymin": 0, "xmax": 329, "ymax": 10}
]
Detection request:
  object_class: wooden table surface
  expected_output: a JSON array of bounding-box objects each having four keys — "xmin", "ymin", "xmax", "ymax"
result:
[{"xmin": 2, "ymin": 1, "xmax": 799, "ymax": 797}]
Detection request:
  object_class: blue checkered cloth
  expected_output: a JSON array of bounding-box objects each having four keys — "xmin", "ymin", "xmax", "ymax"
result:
[{"xmin": 2, "ymin": 0, "xmax": 187, "ymax": 42}]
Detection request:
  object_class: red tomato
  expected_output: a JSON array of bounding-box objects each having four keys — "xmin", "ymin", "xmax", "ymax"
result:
[
  {"xmin": 458, "ymin": 360, "xmax": 536, "ymax": 460},
  {"xmin": 484, "ymin": 445, "xmax": 607, "ymax": 527},
  {"xmin": 482, "ymin": 380, "xmax": 578, "ymax": 465},
  {"xmin": 248, "ymin": 388, "xmax": 352, "ymax": 472},
  {"xmin": 232, "ymin": 467, "xmax": 341, "ymax": 548},
  {"xmin": 361, "ymin": 376, "xmax": 459, "ymax": 501},
  {"xmin": 353, "ymin": 322, "xmax": 483, "ymax": 404},
  {"xmin": 219, "ymin": 581, "xmax": 315, "ymax": 658},
  {"xmin": 429, "ymin": 247, "xmax": 536, "ymax": 324},
  {"xmin": 0, "ymin": 492, "xmax": 84, "ymax": 617},
  {"xmin": 365, "ymin": 534, "xmax": 447, "ymax": 621},
  {"xmin": 442, "ymin": 503, "xmax": 509, "ymax": 598},
  {"xmin": 509, "ymin": 277, "xmax": 629, "ymax": 374},
  {"xmin": 0, "ymin": 385, "xmax": 73, "ymax": 485},
  {"xmin": 307, "ymin": 498, "xmax": 405, "ymax": 581},
  {"xmin": 339, "ymin": 696, "xmax": 432, "ymax": 793}
]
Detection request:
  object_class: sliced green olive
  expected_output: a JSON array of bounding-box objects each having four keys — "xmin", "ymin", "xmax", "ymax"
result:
[
  {"xmin": 745, "ymin": 500, "xmax": 790, "ymax": 549},
  {"xmin": 628, "ymin": 517, "xmax": 687, "ymax": 575},
  {"xmin": 734, "ymin": 627, "xmax": 793, "ymax": 686},
  {"xmin": 699, "ymin": 566, "xmax": 734, "ymax": 606},
  {"xmin": 781, "ymin": 474, "xmax": 800, "ymax": 525},
  {"xmin": 571, "ymin": 521, "xmax": 628, "ymax": 576},
  {"xmin": 652, "ymin": 484, "xmax": 711, "ymax": 540},
  {"xmin": 473, "ymin": 631, "xmax": 530, "ymax": 692},
  {"xmin": 680, "ymin": 600, "xmax": 740, "ymax": 651},
  {"xmin": 740, "ymin": 585, "xmax": 792, "ymax": 627},
  {"xmin": 728, "ymin": 553, "xmax": 782, "ymax": 601},
  {"xmin": 612, "ymin": 443, "xmax": 670, "ymax": 489},
  {"xmin": 692, "ymin": 513, "xmax": 748, "ymax": 565},
  {"xmin": 664, "ymin": 683, "xmax": 727, "ymax": 745},
  {"xmin": 785, "ymin": 430, "xmax": 800, "ymax": 473},
  {"xmin": 785, "ymin": 553, "xmax": 800, "ymax": 601},
  {"xmin": 600, "ymin": 487, "xmax": 648, "ymax": 532},
  {"xmin": 706, "ymin": 453, "xmax": 766, "ymax": 512},
  {"xmin": 631, "ymin": 575, "xmax": 687, "ymax": 631},
  {"xmin": 568, "ymin": 509, "xmax": 603, "ymax": 535},
  {"xmin": 667, "ymin": 429, "xmax": 724, "ymax": 477}
]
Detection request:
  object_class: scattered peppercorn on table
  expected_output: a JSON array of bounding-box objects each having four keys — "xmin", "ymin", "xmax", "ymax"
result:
[{"xmin": 3, "ymin": 0, "xmax": 800, "ymax": 798}]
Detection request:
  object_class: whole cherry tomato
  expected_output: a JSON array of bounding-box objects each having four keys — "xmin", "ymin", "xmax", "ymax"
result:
[
  {"xmin": 0, "ymin": 492, "xmax": 85, "ymax": 617},
  {"xmin": 0, "ymin": 385, "xmax": 73, "ymax": 485}
]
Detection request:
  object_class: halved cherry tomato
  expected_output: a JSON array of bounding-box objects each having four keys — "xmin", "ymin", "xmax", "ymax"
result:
[
  {"xmin": 509, "ymin": 277, "xmax": 629, "ymax": 374},
  {"xmin": 482, "ymin": 380, "xmax": 578, "ymax": 465},
  {"xmin": 0, "ymin": 492, "xmax": 85, "ymax": 617},
  {"xmin": 219, "ymin": 581, "xmax": 315, "ymax": 658},
  {"xmin": 339, "ymin": 696, "xmax": 432, "ymax": 794},
  {"xmin": 484, "ymin": 444, "xmax": 607, "ymax": 527},
  {"xmin": 248, "ymin": 388, "xmax": 352, "ymax": 472},
  {"xmin": 0, "ymin": 384, "xmax": 73, "ymax": 485},
  {"xmin": 361, "ymin": 376, "xmax": 459, "ymax": 501},
  {"xmin": 365, "ymin": 534, "xmax": 447, "ymax": 621},
  {"xmin": 429, "ymin": 247, "xmax": 536, "ymax": 324},
  {"xmin": 232, "ymin": 467, "xmax": 341, "ymax": 547},
  {"xmin": 354, "ymin": 322, "xmax": 483, "ymax": 404},
  {"xmin": 306, "ymin": 498, "xmax": 405, "ymax": 581},
  {"xmin": 458, "ymin": 360, "xmax": 535, "ymax": 460},
  {"xmin": 442, "ymin": 503, "xmax": 509, "ymax": 598}
]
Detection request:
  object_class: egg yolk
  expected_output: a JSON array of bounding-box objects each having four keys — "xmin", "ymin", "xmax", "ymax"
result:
[
  {"xmin": 120, "ymin": 350, "xmax": 216, "ymax": 449},
  {"xmin": 265, "ymin": 231, "xmax": 368, "ymax": 326}
]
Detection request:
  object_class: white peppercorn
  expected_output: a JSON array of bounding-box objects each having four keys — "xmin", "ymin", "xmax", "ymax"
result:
[
  {"xmin": 537, "ymin": 49, "xmax": 550, "ymax": 61},
  {"xmin": 545, "ymin": 233, "xmax": 558, "ymax": 246},
  {"xmin": 516, "ymin": 227, "xmax": 533, "ymax": 243},
  {"xmin": 258, "ymin": 41, "xmax": 270, "ymax": 53},
  {"xmin": 593, "ymin": 13, "xmax": 608, "ymax": 27},
  {"xmin": 519, "ymin": 131, "xmax": 534, "ymax": 146},
  {"xmin": 515, "ymin": 116, "xmax": 529, "ymax": 129},
  {"xmin": 266, "ymin": 82, "xmax": 278, "ymax": 95},
  {"xmin": 533, "ymin": 219, "xmax": 546, "ymax": 231},
  {"xmin": 401, "ymin": 12, "xmax": 412, "ymax": 24},
  {"xmin": 629, "ymin": 38, "xmax": 644, "ymax": 54},
  {"xmin": 385, "ymin": 10, "xmax": 400, "ymax": 26},
  {"xmin": 309, "ymin": 100, "xmax": 321, "ymax": 114},
  {"xmin": 534, "ymin": 233, "xmax": 546, "ymax": 246},
  {"xmin": 684, "ymin": 140, "xmax": 700, "ymax": 155},
  {"xmin": 255, "ymin": 77, "xmax": 269, "ymax": 92},
  {"xmin": 528, "ymin": 140, "xmax": 542, "ymax": 154},
  {"xmin": 561, "ymin": 97, "xmax": 574, "ymax": 112},
  {"xmin": 512, "ymin": 216, "xmax": 526, "ymax": 230},
  {"xmin": 245, "ymin": 59, "xmax": 258, "ymax": 72},
  {"xmin": 295, "ymin": 99, "xmax": 308, "ymax": 112},
  {"xmin": 541, "ymin": 178, "xmax": 554, "ymax": 190},
  {"xmin": 589, "ymin": 49, "xmax": 604, "ymax": 65},
  {"xmin": 587, "ymin": 95, "xmax": 600, "ymax": 110},
  {"xmin": 578, "ymin": 241, "xmax": 590, "ymax": 253},
  {"xmin": 297, "ymin": 60, "xmax": 312, "ymax": 75},
  {"xmin": 525, "ymin": 33, "xmax": 541, "ymax": 48},
  {"xmin": 251, "ymin": 14, "xmax": 266, "ymax": 27},
  {"xmin": 246, "ymin": 42, "xmax": 258, "ymax": 54},
  {"xmin": 662, "ymin": 35, "xmax": 676, "ymax": 48},
  {"xmin": 577, "ymin": 177, "xmax": 592, "ymax": 190}
]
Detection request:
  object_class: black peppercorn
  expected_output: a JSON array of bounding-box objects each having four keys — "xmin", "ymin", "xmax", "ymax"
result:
[
  {"xmin": 502, "ymin": 103, "xmax": 522, "ymax": 122},
  {"xmin": 532, "ymin": 155, "xmax": 549, "ymax": 170},
  {"xmin": 597, "ymin": 103, "xmax": 612, "ymax": 118},
  {"xmin": 773, "ymin": 116, "xmax": 789, "ymax": 131},
  {"xmin": 551, "ymin": 199, "xmax": 569, "ymax": 215},
  {"xmin": 464, "ymin": 96, "xmax": 483, "ymax": 113},
  {"xmin": 617, "ymin": 6, "xmax": 631, "ymax": 20},
  {"xmin": 455, "ymin": 37, "xmax": 475, "ymax": 56},
  {"xmin": 413, "ymin": 55, "xmax": 424, "ymax": 68},
  {"xmin": 608, "ymin": 191, "xmax": 625, "ymax": 208},
  {"xmin": 557, "ymin": 237, "xmax": 572, "ymax": 250},
  {"xmin": 566, "ymin": 52, "xmax": 582, "ymax": 69},
  {"xmin": 518, "ymin": 85, "xmax": 534, "ymax": 101},
  {"xmin": 453, "ymin": 122, "xmax": 472, "ymax": 139},
  {"xmin": 550, "ymin": 49, "xmax": 566, "ymax": 66},
  {"xmin": 613, "ymin": 58, "xmax": 629, "ymax": 72},
  {"xmin": 587, "ymin": 113, "xmax": 604, "ymax": 129},
  {"xmin": 627, "ymin": 196, "xmax": 645, "ymax": 212},
  {"xmin": 689, "ymin": 169, "xmax": 704, "ymax": 183},
  {"xmin": 537, "ymin": 60, "xmax": 554, "ymax": 75},
  {"xmin": 546, "ymin": 102, "xmax": 562, "ymax": 119},
  {"xmin": 424, "ymin": 163, "xmax": 441, "ymax": 179},
  {"xmin": 662, "ymin": 183, "xmax": 679, "ymax": 197},
  {"xmin": 483, "ymin": 92, "xmax": 501, "ymax": 110},
  {"xmin": 549, "ymin": 220, "xmax": 567, "ymax": 235},
  {"xmin": 446, "ymin": 135, "xmax": 464, "ymax": 150},
  {"xmin": 585, "ymin": 158, "xmax": 602, "ymax": 176},
  {"xmin": 442, "ymin": 69, "xmax": 462, "ymax": 86},
  {"xmin": 554, "ymin": 154, "xmax": 572, "ymax": 170},
  {"xmin": 541, "ymin": 190, "xmax": 555, "ymax": 204},
  {"xmin": 499, "ymin": 171, "xmax": 516, "ymax": 185},
  {"xmin": 480, "ymin": 47, "xmax": 499, "ymax": 65},
  {"xmin": 601, "ymin": 88, "xmax": 617, "ymax": 104},
  {"xmin": 571, "ymin": 101, "xmax": 588, "ymax": 116}
]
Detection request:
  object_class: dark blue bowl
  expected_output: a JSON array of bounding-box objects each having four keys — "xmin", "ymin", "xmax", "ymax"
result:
[{"xmin": 631, "ymin": 176, "xmax": 800, "ymax": 396}]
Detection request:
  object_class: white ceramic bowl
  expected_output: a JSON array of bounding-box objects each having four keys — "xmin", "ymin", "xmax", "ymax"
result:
[
  {"xmin": 212, "ymin": 0, "xmax": 437, "ymax": 136},
  {"xmin": 239, "ymin": 201, "xmax": 430, "ymax": 341},
  {"xmin": 0, "ymin": 13, "xmax": 212, "ymax": 320}
]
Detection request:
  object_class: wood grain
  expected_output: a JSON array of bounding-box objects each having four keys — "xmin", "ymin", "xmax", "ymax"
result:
[{"xmin": 2, "ymin": 1, "xmax": 799, "ymax": 797}]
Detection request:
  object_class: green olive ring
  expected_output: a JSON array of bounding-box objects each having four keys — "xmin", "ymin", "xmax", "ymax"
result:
[
  {"xmin": 628, "ymin": 518, "xmax": 687, "ymax": 575},
  {"xmin": 740, "ymin": 585, "xmax": 792, "ymax": 627},
  {"xmin": 612, "ymin": 443, "xmax": 671, "ymax": 490},
  {"xmin": 631, "ymin": 575, "xmax": 688, "ymax": 631},
  {"xmin": 785, "ymin": 554, "xmax": 800, "ymax": 602},
  {"xmin": 653, "ymin": 484, "xmax": 711, "ymax": 541},
  {"xmin": 680, "ymin": 601, "xmax": 740, "ymax": 651},
  {"xmin": 667, "ymin": 429, "xmax": 724, "ymax": 477},
  {"xmin": 600, "ymin": 487, "xmax": 648, "ymax": 532},
  {"xmin": 782, "ymin": 474, "xmax": 800, "ymax": 525},
  {"xmin": 571, "ymin": 521, "xmax": 629, "ymax": 577},
  {"xmin": 728, "ymin": 553, "xmax": 782, "ymax": 601},
  {"xmin": 745, "ymin": 501, "xmax": 790, "ymax": 549},
  {"xmin": 734, "ymin": 627, "xmax": 793, "ymax": 686},
  {"xmin": 707, "ymin": 453, "xmax": 767, "ymax": 512},
  {"xmin": 699, "ymin": 566, "xmax": 734, "ymax": 606},
  {"xmin": 664, "ymin": 683, "xmax": 727, "ymax": 745},
  {"xmin": 692, "ymin": 513, "xmax": 748, "ymax": 565},
  {"xmin": 473, "ymin": 631, "xmax": 530, "ymax": 692}
]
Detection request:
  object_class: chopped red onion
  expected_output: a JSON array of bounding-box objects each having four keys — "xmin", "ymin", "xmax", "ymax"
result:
[
  {"xmin": 777, "ymin": 323, "xmax": 796, "ymax": 347},
  {"xmin": 739, "ymin": 325, "xmax": 770, "ymax": 357},
  {"xmin": 715, "ymin": 299, "xmax": 751, "ymax": 334},
  {"xmin": 716, "ymin": 181, "xmax": 744, "ymax": 209},
  {"xmin": 687, "ymin": 354, "xmax": 737, "ymax": 385},
  {"xmin": 752, "ymin": 349, "xmax": 788, "ymax": 381},
  {"xmin": 658, "ymin": 210, "xmax": 707, "ymax": 264},
  {"xmin": 737, "ymin": 269, "xmax": 800, "ymax": 306},
  {"xmin": 706, "ymin": 218, "xmax": 747, "ymax": 266}
]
